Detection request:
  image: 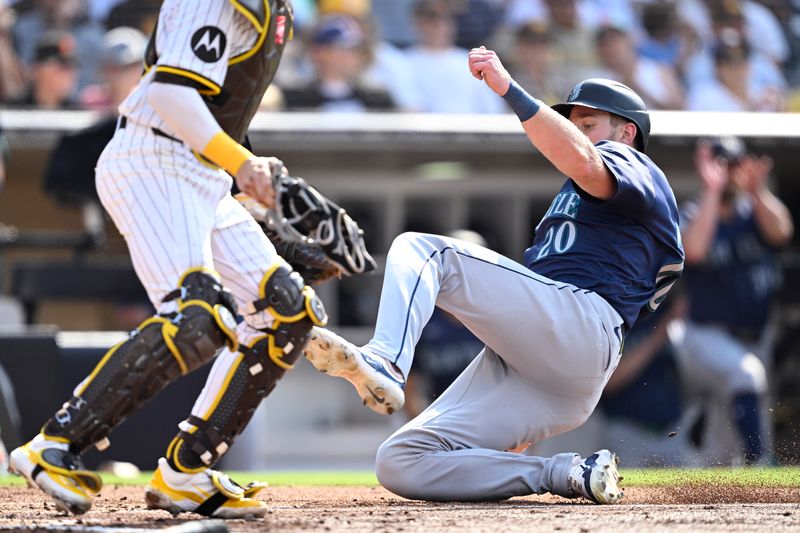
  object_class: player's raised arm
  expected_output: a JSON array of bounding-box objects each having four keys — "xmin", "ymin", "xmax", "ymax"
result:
[{"xmin": 468, "ymin": 47, "xmax": 620, "ymax": 200}]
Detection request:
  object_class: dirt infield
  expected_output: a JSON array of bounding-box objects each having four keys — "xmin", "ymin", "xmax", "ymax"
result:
[{"xmin": 1, "ymin": 485, "xmax": 799, "ymax": 532}]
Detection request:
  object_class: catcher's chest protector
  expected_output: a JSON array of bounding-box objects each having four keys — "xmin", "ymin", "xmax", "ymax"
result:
[{"xmin": 144, "ymin": 0, "xmax": 292, "ymax": 142}]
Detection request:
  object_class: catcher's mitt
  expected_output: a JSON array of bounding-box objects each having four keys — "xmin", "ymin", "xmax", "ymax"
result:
[{"xmin": 237, "ymin": 174, "xmax": 377, "ymax": 284}]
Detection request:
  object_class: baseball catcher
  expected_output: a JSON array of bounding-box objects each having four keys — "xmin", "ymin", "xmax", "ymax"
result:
[
  {"xmin": 8, "ymin": 0, "xmax": 368, "ymax": 520},
  {"xmin": 237, "ymin": 173, "xmax": 377, "ymax": 285}
]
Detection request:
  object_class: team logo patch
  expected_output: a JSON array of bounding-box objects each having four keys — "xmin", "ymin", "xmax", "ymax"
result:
[
  {"xmin": 567, "ymin": 82, "xmax": 583, "ymax": 102},
  {"xmin": 191, "ymin": 26, "xmax": 226, "ymax": 62}
]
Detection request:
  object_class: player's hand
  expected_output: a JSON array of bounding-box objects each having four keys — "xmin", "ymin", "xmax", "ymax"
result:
[
  {"xmin": 468, "ymin": 46, "xmax": 511, "ymax": 96},
  {"xmin": 694, "ymin": 141, "xmax": 728, "ymax": 194},
  {"xmin": 733, "ymin": 154, "xmax": 772, "ymax": 195},
  {"xmin": 235, "ymin": 156, "xmax": 285, "ymax": 208}
]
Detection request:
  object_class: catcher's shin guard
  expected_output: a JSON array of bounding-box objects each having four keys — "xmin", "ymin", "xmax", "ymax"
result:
[
  {"xmin": 166, "ymin": 263, "xmax": 327, "ymax": 472},
  {"xmin": 42, "ymin": 269, "xmax": 238, "ymax": 453}
]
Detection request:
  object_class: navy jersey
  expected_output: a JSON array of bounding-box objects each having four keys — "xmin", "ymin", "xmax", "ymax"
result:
[
  {"xmin": 524, "ymin": 140, "xmax": 684, "ymax": 327},
  {"xmin": 681, "ymin": 197, "xmax": 779, "ymax": 332}
]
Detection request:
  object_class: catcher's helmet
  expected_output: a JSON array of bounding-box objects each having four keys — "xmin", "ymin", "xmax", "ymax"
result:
[{"xmin": 552, "ymin": 78, "xmax": 651, "ymax": 152}]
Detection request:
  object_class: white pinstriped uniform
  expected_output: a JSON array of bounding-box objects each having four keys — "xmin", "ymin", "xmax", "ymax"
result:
[
  {"xmin": 119, "ymin": 0, "xmax": 255, "ymax": 136},
  {"xmin": 95, "ymin": 0, "xmax": 281, "ymax": 422}
]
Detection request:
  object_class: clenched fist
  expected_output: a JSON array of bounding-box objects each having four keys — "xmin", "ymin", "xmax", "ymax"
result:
[
  {"xmin": 468, "ymin": 46, "xmax": 512, "ymax": 96},
  {"xmin": 235, "ymin": 156, "xmax": 286, "ymax": 208}
]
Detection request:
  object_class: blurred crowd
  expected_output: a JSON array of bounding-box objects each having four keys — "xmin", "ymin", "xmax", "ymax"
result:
[{"xmin": 2, "ymin": 0, "xmax": 800, "ymax": 113}]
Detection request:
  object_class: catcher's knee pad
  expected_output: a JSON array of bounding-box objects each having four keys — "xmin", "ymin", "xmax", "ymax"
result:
[
  {"xmin": 42, "ymin": 269, "xmax": 238, "ymax": 454},
  {"xmin": 166, "ymin": 264, "xmax": 327, "ymax": 472},
  {"xmin": 246, "ymin": 262, "xmax": 328, "ymax": 368},
  {"xmin": 163, "ymin": 268, "xmax": 239, "ymax": 368}
]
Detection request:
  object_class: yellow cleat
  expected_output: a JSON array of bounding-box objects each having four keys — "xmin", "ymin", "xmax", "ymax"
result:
[
  {"xmin": 145, "ymin": 458, "xmax": 268, "ymax": 519},
  {"xmin": 8, "ymin": 435, "xmax": 102, "ymax": 515}
]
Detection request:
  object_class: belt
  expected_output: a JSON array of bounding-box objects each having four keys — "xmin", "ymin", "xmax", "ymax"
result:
[{"xmin": 117, "ymin": 116, "xmax": 183, "ymax": 145}]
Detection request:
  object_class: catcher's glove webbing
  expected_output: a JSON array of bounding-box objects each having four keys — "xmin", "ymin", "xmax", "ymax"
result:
[{"xmin": 237, "ymin": 174, "xmax": 377, "ymax": 284}]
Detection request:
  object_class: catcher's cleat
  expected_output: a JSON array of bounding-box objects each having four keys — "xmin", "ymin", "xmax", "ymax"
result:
[
  {"xmin": 304, "ymin": 327, "xmax": 405, "ymax": 415},
  {"xmin": 145, "ymin": 458, "xmax": 268, "ymax": 519},
  {"xmin": 8, "ymin": 435, "xmax": 102, "ymax": 515},
  {"xmin": 567, "ymin": 449, "xmax": 624, "ymax": 504}
]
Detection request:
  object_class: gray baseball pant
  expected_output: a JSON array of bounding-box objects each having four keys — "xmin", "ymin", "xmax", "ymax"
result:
[{"xmin": 363, "ymin": 232, "xmax": 624, "ymax": 501}]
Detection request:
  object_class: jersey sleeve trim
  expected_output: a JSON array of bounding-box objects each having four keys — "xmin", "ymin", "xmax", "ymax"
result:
[
  {"xmin": 229, "ymin": 0, "xmax": 275, "ymax": 65},
  {"xmin": 229, "ymin": 0, "xmax": 269, "ymax": 33},
  {"xmin": 153, "ymin": 66, "xmax": 222, "ymax": 96}
]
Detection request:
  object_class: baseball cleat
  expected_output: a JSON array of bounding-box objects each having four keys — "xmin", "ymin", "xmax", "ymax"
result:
[
  {"xmin": 8, "ymin": 434, "xmax": 102, "ymax": 515},
  {"xmin": 304, "ymin": 327, "xmax": 405, "ymax": 415},
  {"xmin": 567, "ymin": 449, "xmax": 624, "ymax": 504},
  {"xmin": 145, "ymin": 458, "xmax": 268, "ymax": 519}
]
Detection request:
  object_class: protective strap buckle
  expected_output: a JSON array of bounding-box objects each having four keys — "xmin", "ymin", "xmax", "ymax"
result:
[
  {"xmin": 180, "ymin": 416, "xmax": 230, "ymax": 466},
  {"xmin": 193, "ymin": 472, "xmax": 268, "ymax": 517}
]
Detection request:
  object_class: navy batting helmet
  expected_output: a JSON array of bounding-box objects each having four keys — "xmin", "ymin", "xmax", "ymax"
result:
[{"xmin": 552, "ymin": 79, "xmax": 651, "ymax": 152}]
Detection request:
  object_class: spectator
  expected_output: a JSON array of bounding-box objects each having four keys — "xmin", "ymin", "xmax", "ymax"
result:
[
  {"xmin": 45, "ymin": 27, "xmax": 145, "ymax": 207},
  {"xmin": 8, "ymin": 30, "xmax": 79, "ymax": 109},
  {"xmin": 757, "ymin": 0, "xmax": 800, "ymax": 87},
  {"xmin": 78, "ymin": 26, "xmax": 146, "ymax": 111},
  {"xmin": 637, "ymin": 1, "xmax": 694, "ymax": 73},
  {"xmin": 403, "ymin": 229, "xmax": 488, "ymax": 419},
  {"xmin": 281, "ymin": 15, "xmax": 395, "ymax": 112},
  {"xmin": 536, "ymin": 0, "xmax": 607, "ymax": 91},
  {"xmin": 687, "ymin": 31, "xmax": 785, "ymax": 112},
  {"xmin": 504, "ymin": 0, "xmax": 638, "ymax": 33},
  {"xmin": 371, "ymin": 0, "xmax": 416, "ymax": 49},
  {"xmin": 316, "ymin": 1, "xmax": 423, "ymax": 112},
  {"xmin": 599, "ymin": 297, "xmax": 692, "ymax": 467},
  {"xmin": 676, "ymin": 136, "xmax": 793, "ymax": 465},
  {"xmin": 12, "ymin": 0, "xmax": 104, "ymax": 89},
  {"xmin": 507, "ymin": 22, "xmax": 562, "ymax": 106},
  {"xmin": 449, "ymin": 0, "xmax": 504, "ymax": 50},
  {"xmin": 318, "ymin": 0, "xmax": 370, "ymax": 17},
  {"xmin": 365, "ymin": 26, "xmax": 422, "ymax": 112},
  {"xmin": 679, "ymin": 0, "xmax": 789, "ymax": 68},
  {"xmin": 595, "ymin": 25, "xmax": 684, "ymax": 110},
  {"xmin": 86, "ymin": 0, "xmax": 125, "ymax": 24},
  {"xmin": 104, "ymin": 0, "xmax": 160, "ymax": 35},
  {"xmin": 683, "ymin": 1, "xmax": 786, "ymax": 100},
  {"xmin": 401, "ymin": 0, "xmax": 502, "ymax": 113},
  {"xmin": 0, "ymin": 0, "xmax": 25, "ymax": 103}
]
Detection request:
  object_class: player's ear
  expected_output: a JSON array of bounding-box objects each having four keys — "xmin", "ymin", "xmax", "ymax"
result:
[{"xmin": 622, "ymin": 122, "xmax": 637, "ymax": 147}]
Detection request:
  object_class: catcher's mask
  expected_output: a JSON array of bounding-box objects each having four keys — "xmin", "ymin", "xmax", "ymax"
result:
[{"xmin": 267, "ymin": 174, "xmax": 376, "ymax": 276}]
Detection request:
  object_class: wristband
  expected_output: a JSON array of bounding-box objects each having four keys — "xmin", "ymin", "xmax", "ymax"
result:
[
  {"xmin": 502, "ymin": 80, "xmax": 541, "ymax": 122},
  {"xmin": 202, "ymin": 131, "xmax": 253, "ymax": 176}
]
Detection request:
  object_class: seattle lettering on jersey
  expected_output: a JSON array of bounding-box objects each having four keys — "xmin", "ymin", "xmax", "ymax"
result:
[{"xmin": 542, "ymin": 192, "xmax": 581, "ymax": 220}]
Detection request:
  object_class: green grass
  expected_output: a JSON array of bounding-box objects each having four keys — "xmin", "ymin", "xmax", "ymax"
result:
[
  {"xmin": 1, "ymin": 468, "xmax": 798, "ymax": 488},
  {"xmin": 619, "ymin": 467, "xmax": 800, "ymax": 488}
]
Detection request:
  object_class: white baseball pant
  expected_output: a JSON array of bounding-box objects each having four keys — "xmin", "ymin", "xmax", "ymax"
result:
[{"xmin": 95, "ymin": 120, "xmax": 282, "ymax": 424}]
